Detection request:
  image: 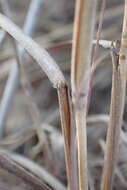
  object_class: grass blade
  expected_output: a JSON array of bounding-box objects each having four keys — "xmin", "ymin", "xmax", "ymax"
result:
[
  {"xmin": 0, "ymin": 152, "xmax": 52, "ymax": 190},
  {"xmin": 10, "ymin": 153, "xmax": 66, "ymax": 190},
  {"xmin": 0, "ymin": 13, "xmax": 75, "ymax": 188},
  {"xmin": 0, "ymin": 13, "xmax": 65, "ymax": 88}
]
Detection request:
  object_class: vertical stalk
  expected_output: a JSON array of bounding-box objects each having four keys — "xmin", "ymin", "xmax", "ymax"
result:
[
  {"xmin": 71, "ymin": 0, "xmax": 97, "ymax": 189},
  {"xmin": 0, "ymin": 63, "xmax": 19, "ymax": 138},
  {"xmin": 92, "ymin": 0, "xmax": 106, "ymax": 65},
  {"xmin": 101, "ymin": 1, "xmax": 127, "ymax": 189},
  {"xmin": 58, "ymin": 85, "xmax": 78, "ymax": 190},
  {"xmin": 57, "ymin": 85, "xmax": 72, "ymax": 190},
  {"xmin": 23, "ymin": 0, "xmax": 43, "ymax": 36}
]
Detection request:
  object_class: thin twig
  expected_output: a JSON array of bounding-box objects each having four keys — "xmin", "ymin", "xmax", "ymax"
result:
[
  {"xmin": 23, "ymin": 0, "xmax": 43, "ymax": 36},
  {"xmin": 71, "ymin": 0, "xmax": 97, "ymax": 189},
  {"xmin": 93, "ymin": 39, "xmax": 112, "ymax": 49},
  {"xmin": 92, "ymin": 0, "xmax": 106, "ymax": 65},
  {"xmin": 101, "ymin": 1, "xmax": 127, "ymax": 187},
  {"xmin": 86, "ymin": 0, "xmax": 107, "ymax": 113}
]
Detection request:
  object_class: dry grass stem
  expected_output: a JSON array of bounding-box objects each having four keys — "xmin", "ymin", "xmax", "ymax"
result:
[
  {"xmin": 101, "ymin": 2, "xmax": 127, "ymax": 188},
  {"xmin": 57, "ymin": 85, "xmax": 78, "ymax": 190},
  {"xmin": 71, "ymin": 0, "xmax": 97, "ymax": 189},
  {"xmin": 92, "ymin": 0, "xmax": 106, "ymax": 64},
  {"xmin": 101, "ymin": 51, "xmax": 125, "ymax": 190},
  {"xmin": 23, "ymin": 0, "xmax": 43, "ymax": 36},
  {"xmin": 0, "ymin": 1, "xmax": 125, "ymax": 190}
]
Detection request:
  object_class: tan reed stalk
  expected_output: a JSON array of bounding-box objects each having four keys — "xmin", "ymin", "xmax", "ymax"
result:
[
  {"xmin": 101, "ymin": 1, "xmax": 127, "ymax": 189},
  {"xmin": 71, "ymin": 0, "xmax": 97, "ymax": 189}
]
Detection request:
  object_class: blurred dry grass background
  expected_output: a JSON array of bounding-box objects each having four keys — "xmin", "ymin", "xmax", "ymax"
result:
[{"xmin": 0, "ymin": 0, "xmax": 126, "ymax": 189}]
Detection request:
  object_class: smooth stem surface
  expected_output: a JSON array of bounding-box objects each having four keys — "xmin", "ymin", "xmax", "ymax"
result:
[
  {"xmin": 92, "ymin": 0, "xmax": 106, "ymax": 65},
  {"xmin": 23, "ymin": 0, "xmax": 43, "ymax": 36},
  {"xmin": 57, "ymin": 85, "xmax": 78, "ymax": 190},
  {"xmin": 71, "ymin": 0, "xmax": 97, "ymax": 94},
  {"xmin": 71, "ymin": 0, "xmax": 97, "ymax": 189},
  {"xmin": 101, "ymin": 52, "xmax": 124, "ymax": 190},
  {"xmin": 57, "ymin": 85, "xmax": 71, "ymax": 189},
  {"xmin": 101, "ymin": 1, "xmax": 127, "ymax": 189}
]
